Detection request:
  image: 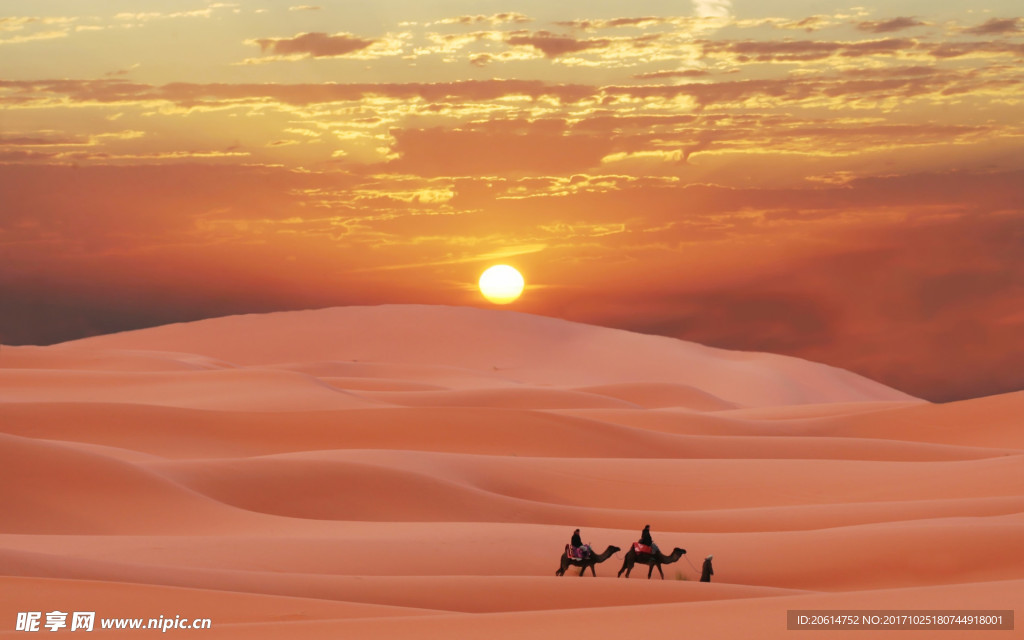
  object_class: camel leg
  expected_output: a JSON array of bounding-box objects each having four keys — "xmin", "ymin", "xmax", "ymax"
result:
[
  {"xmin": 588, "ymin": 564, "xmax": 597, "ymax": 577},
  {"xmin": 656, "ymin": 564, "xmax": 664, "ymax": 580}
]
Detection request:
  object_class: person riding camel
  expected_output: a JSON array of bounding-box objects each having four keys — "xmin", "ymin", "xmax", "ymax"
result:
[
  {"xmin": 638, "ymin": 524, "xmax": 660, "ymax": 555},
  {"xmin": 569, "ymin": 528, "xmax": 590, "ymax": 560}
]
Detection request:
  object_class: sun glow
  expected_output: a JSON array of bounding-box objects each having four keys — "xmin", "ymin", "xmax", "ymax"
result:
[{"xmin": 478, "ymin": 265, "xmax": 525, "ymax": 304}]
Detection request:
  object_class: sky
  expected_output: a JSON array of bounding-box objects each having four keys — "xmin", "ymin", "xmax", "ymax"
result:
[{"xmin": 1, "ymin": 0, "xmax": 1022, "ymax": 402}]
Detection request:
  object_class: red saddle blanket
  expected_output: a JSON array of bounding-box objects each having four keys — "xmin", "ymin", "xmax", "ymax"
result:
[
  {"xmin": 566, "ymin": 544, "xmax": 591, "ymax": 560},
  {"xmin": 632, "ymin": 542, "xmax": 653, "ymax": 555}
]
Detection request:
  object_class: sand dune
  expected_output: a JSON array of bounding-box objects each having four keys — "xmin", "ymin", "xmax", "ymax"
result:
[
  {"xmin": 1, "ymin": 306, "xmax": 1019, "ymax": 638},
  {"xmin": 572, "ymin": 382, "xmax": 739, "ymax": 410},
  {"xmin": 0, "ymin": 576, "xmax": 437, "ymax": 624},
  {"xmin": 353, "ymin": 387, "xmax": 642, "ymax": 409},
  {"xmin": 61, "ymin": 305, "xmax": 918, "ymax": 407},
  {"xmin": 0, "ymin": 345, "xmax": 231, "ymax": 373},
  {"xmin": 0, "ymin": 369, "xmax": 379, "ymax": 412},
  {"xmin": 178, "ymin": 579, "xmax": 1018, "ymax": 640},
  {"xmin": 780, "ymin": 391, "xmax": 1024, "ymax": 449},
  {"xmin": 3, "ymin": 403, "xmax": 1010, "ymax": 463}
]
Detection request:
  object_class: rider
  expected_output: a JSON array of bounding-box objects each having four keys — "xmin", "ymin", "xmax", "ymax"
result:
[
  {"xmin": 569, "ymin": 528, "xmax": 590, "ymax": 559},
  {"xmin": 639, "ymin": 524, "xmax": 660, "ymax": 555}
]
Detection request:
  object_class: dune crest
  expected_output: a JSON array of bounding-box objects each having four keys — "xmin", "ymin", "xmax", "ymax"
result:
[{"xmin": 58, "ymin": 305, "xmax": 917, "ymax": 408}]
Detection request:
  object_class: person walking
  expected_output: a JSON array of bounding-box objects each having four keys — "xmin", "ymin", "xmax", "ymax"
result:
[{"xmin": 701, "ymin": 555, "xmax": 714, "ymax": 582}]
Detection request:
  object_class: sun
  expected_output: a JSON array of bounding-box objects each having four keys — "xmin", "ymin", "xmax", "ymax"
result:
[{"xmin": 478, "ymin": 265, "xmax": 525, "ymax": 304}]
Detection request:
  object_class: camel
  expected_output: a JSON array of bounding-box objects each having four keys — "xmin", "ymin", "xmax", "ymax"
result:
[
  {"xmin": 617, "ymin": 546, "xmax": 687, "ymax": 579},
  {"xmin": 556, "ymin": 545, "xmax": 622, "ymax": 577}
]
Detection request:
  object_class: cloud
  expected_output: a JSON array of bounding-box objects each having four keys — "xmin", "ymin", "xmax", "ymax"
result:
[
  {"xmin": 692, "ymin": 0, "xmax": 732, "ymax": 20},
  {"xmin": 962, "ymin": 17, "xmax": 1023, "ymax": 35},
  {"xmin": 4, "ymin": 63, "xmax": 1014, "ymax": 121},
  {"xmin": 57, "ymin": 150, "xmax": 249, "ymax": 162},
  {"xmin": 431, "ymin": 13, "xmax": 531, "ymax": 26},
  {"xmin": 731, "ymin": 15, "xmax": 839, "ymax": 32},
  {"xmin": 0, "ymin": 29, "xmax": 71, "ymax": 46},
  {"xmin": 926, "ymin": 40, "xmax": 1024, "ymax": 59},
  {"xmin": 633, "ymin": 69, "xmax": 711, "ymax": 80},
  {"xmin": 504, "ymin": 31, "xmax": 612, "ymax": 58},
  {"xmin": 418, "ymin": 29, "xmax": 508, "ymax": 59},
  {"xmin": 697, "ymin": 35, "xmax": 1023, "ymax": 66},
  {"xmin": 289, "ymin": 5, "xmax": 321, "ymax": 11},
  {"xmin": 385, "ymin": 122, "xmax": 616, "ymax": 176},
  {"xmin": 0, "ymin": 17, "xmax": 35, "ymax": 32},
  {"xmin": 500, "ymin": 29, "xmax": 672, "ymax": 65},
  {"xmin": 704, "ymin": 38, "xmax": 916, "ymax": 63},
  {"xmin": 113, "ymin": 5, "xmax": 236, "ymax": 23},
  {"xmin": 836, "ymin": 64, "xmax": 940, "ymax": 78},
  {"xmin": 0, "ymin": 16, "xmax": 76, "ymax": 42},
  {"xmin": 556, "ymin": 17, "xmax": 678, "ymax": 30},
  {"xmin": 0, "ymin": 78, "xmax": 597, "ymax": 113},
  {"xmin": 0, "ymin": 129, "xmax": 146, "ymax": 155},
  {"xmin": 856, "ymin": 17, "xmax": 926, "ymax": 33},
  {"xmin": 779, "ymin": 16, "xmax": 833, "ymax": 32},
  {"xmin": 252, "ymin": 32, "xmax": 376, "ymax": 58},
  {"xmin": 0, "ymin": 134, "xmax": 81, "ymax": 146}
]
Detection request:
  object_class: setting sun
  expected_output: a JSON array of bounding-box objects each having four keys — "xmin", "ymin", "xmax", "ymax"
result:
[{"xmin": 479, "ymin": 265, "xmax": 525, "ymax": 304}]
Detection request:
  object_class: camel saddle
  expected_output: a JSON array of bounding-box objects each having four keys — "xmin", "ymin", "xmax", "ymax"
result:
[
  {"xmin": 566, "ymin": 544, "xmax": 591, "ymax": 560},
  {"xmin": 632, "ymin": 542, "xmax": 653, "ymax": 555}
]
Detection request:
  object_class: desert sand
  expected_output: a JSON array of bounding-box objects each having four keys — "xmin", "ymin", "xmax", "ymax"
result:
[{"xmin": 1, "ymin": 305, "xmax": 1020, "ymax": 638}]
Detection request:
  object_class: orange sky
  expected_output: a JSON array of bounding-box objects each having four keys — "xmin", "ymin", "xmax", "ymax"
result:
[{"xmin": 2, "ymin": 1, "xmax": 1022, "ymax": 401}]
